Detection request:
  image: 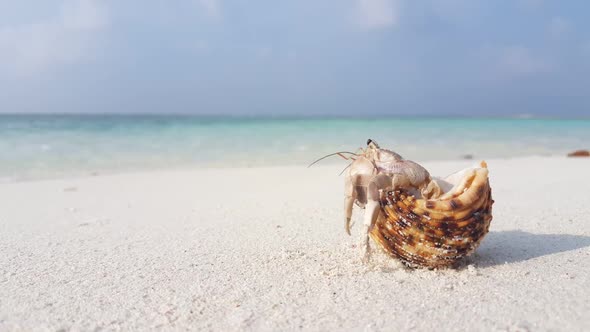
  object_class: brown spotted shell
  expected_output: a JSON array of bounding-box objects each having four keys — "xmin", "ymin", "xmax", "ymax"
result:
[{"xmin": 370, "ymin": 165, "xmax": 493, "ymax": 268}]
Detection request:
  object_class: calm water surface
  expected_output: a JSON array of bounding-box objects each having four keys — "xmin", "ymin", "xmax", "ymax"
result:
[{"xmin": 1, "ymin": 115, "xmax": 589, "ymax": 181}]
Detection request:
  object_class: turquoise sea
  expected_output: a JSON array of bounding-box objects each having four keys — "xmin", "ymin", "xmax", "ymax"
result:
[{"xmin": 1, "ymin": 115, "xmax": 589, "ymax": 181}]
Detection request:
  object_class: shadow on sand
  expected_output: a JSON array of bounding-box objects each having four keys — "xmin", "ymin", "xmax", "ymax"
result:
[{"xmin": 473, "ymin": 230, "xmax": 590, "ymax": 268}]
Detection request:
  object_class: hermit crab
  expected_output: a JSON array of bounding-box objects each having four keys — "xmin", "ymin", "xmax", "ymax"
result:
[{"xmin": 311, "ymin": 139, "xmax": 493, "ymax": 268}]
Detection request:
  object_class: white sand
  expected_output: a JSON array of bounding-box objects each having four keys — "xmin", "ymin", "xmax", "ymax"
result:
[{"xmin": 1, "ymin": 157, "xmax": 589, "ymax": 331}]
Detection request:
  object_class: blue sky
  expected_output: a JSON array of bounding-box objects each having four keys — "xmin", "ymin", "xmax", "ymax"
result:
[{"xmin": 0, "ymin": 0, "xmax": 589, "ymax": 116}]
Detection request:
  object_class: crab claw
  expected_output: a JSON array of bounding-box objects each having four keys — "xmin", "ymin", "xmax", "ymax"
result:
[{"xmin": 345, "ymin": 217, "xmax": 352, "ymax": 235}]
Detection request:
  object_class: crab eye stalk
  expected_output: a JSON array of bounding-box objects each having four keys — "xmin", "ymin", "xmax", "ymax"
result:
[{"xmin": 367, "ymin": 139, "xmax": 379, "ymax": 148}]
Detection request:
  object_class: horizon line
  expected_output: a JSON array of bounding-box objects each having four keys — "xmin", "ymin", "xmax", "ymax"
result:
[{"xmin": 1, "ymin": 112, "xmax": 589, "ymax": 120}]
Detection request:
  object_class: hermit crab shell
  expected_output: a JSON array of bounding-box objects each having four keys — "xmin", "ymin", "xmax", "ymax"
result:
[{"xmin": 370, "ymin": 162, "xmax": 493, "ymax": 268}]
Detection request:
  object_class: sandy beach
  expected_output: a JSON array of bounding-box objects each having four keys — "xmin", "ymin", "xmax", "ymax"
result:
[{"xmin": 1, "ymin": 157, "xmax": 589, "ymax": 331}]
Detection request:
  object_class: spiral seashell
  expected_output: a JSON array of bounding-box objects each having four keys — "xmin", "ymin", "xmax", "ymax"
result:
[{"xmin": 370, "ymin": 162, "xmax": 493, "ymax": 268}]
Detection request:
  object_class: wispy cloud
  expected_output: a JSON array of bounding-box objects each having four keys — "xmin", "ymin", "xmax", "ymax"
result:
[
  {"xmin": 548, "ymin": 16, "xmax": 572, "ymax": 39},
  {"xmin": 0, "ymin": 0, "xmax": 108, "ymax": 76},
  {"xmin": 357, "ymin": 0, "xmax": 399, "ymax": 30},
  {"xmin": 518, "ymin": 0, "xmax": 545, "ymax": 10},
  {"xmin": 196, "ymin": 0, "xmax": 221, "ymax": 19},
  {"xmin": 495, "ymin": 45, "xmax": 551, "ymax": 77},
  {"xmin": 256, "ymin": 46, "xmax": 272, "ymax": 59},
  {"xmin": 428, "ymin": 0, "xmax": 481, "ymax": 23}
]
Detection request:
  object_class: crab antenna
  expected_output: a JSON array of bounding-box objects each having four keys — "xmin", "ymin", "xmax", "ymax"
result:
[
  {"xmin": 307, "ymin": 151, "xmax": 358, "ymax": 168},
  {"xmin": 338, "ymin": 163, "xmax": 353, "ymax": 176}
]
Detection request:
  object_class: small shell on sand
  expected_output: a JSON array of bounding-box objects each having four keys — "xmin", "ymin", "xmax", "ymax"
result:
[{"xmin": 567, "ymin": 150, "xmax": 590, "ymax": 157}]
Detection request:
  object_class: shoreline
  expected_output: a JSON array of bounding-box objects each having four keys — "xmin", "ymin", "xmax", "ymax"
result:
[{"xmin": 0, "ymin": 154, "xmax": 580, "ymax": 184}]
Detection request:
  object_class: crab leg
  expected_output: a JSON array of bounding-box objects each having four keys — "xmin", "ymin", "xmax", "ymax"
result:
[
  {"xmin": 344, "ymin": 173, "xmax": 356, "ymax": 236},
  {"xmin": 360, "ymin": 199, "xmax": 379, "ymax": 261},
  {"xmin": 360, "ymin": 173, "xmax": 393, "ymax": 261}
]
